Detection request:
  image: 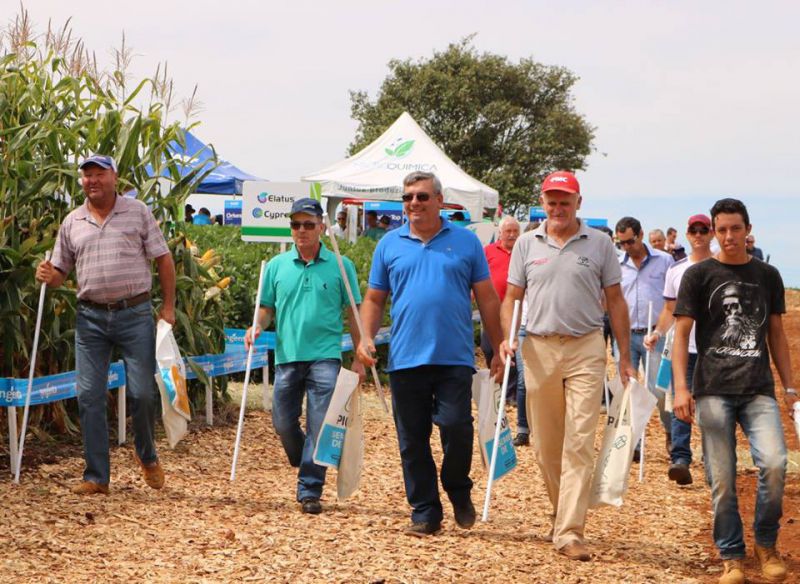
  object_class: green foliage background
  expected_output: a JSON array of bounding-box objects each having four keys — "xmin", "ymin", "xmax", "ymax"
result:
[{"xmin": 349, "ymin": 37, "xmax": 595, "ymax": 216}]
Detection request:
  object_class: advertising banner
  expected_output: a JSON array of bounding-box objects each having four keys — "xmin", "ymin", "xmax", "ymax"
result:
[
  {"xmin": 242, "ymin": 182, "xmax": 322, "ymax": 243},
  {"xmin": 224, "ymin": 199, "xmax": 242, "ymax": 225}
]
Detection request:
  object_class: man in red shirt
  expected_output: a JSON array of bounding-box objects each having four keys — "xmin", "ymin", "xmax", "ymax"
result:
[{"xmin": 482, "ymin": 217, "xmax": 523, "ymax": 413}]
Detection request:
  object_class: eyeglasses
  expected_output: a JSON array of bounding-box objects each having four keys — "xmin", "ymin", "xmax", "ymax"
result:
[
  {"xmin": 290, "ymin": 220, "xmax": 319, "ymax": 230},
  {"xmin": 401, "ymin": 192, "xmax": 431, "ymax": 202},
  {"xmin": 618, "ymin": 236, "xmax": 637, "ymax": 246},
  {"xmin": 688, "ymin": 227, "xmax": 710, "ymax": 235}
]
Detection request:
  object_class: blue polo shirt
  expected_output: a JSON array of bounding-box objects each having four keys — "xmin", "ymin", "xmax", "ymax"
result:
[{"xmin": 368, "ymin": 219, "xmax": 490, "ymax": 372}]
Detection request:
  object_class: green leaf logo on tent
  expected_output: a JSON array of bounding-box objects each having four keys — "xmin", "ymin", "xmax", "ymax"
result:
[
  {"xmin": 384, "ymin": 139, "xmax": 415, "ymax": 158},
  {"xmin": 393, "ymin": 140, "xmax": 414, "ymax": 158},
  {"xmin": 309, "ymin": 182, "xmax": 322, "ymax": 201}
]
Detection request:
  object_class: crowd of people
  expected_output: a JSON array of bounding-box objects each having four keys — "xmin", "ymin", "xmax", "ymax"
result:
[{"xmin": 36, "ymin": 157, "xmax": 796, "ymax": 584}]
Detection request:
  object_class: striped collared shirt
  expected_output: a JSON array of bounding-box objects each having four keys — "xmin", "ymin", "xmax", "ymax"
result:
[{"xmin": 51, "ymin": 195, "xmax": 169, "ymax": 303}]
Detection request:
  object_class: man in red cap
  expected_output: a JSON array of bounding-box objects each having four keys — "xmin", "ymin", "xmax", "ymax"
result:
[
  {"xmin": 499, "ymin": 170, "xmax": 636, "ymax": 561},
  {"xmin": 644, "ymin": 213, "xmax": 714, "ymax": 485}
]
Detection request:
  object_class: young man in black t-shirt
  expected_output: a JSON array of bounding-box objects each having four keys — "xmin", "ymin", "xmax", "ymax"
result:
[{"xmin": 672, "ymin": 198, "xmax": 797, "ymax": 584}]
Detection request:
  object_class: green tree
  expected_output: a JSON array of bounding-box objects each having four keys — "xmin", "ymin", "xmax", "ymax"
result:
[{"xmin": 349, "ymin": 37, "xmax": 595, "ymax": 216}]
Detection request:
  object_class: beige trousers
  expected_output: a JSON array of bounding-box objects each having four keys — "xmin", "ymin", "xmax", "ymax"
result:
[{"xmin": 522, "ymin": 329, "xmax": 606, "ymax": 549}]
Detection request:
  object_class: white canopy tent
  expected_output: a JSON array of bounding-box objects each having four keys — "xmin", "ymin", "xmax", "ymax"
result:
[{"xmin": 303, "ymin": 112, "xmax": 498, "ymax": 221}]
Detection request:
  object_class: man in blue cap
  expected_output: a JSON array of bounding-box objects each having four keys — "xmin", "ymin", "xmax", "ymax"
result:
[
  {"xmin": 245, "ymin": 197, "xmax": 364, "ymax": 514},
  {"xmin": 36, "ymin": 154, "xmax": 176, "ymax": 495}
]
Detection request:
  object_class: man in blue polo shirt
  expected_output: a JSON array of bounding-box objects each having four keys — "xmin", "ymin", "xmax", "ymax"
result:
[
  {"xmin": 357, "ymin": 171, "xmax": 504, "ymax": 537},
  {"xmin": 245, "ymin": 197, "xmax": 364, "ymax": 515}
]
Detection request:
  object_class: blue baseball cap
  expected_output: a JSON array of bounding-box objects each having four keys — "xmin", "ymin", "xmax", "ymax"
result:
[
  {"xmin": 79, "ymin": 154, "xmax": 118, "ymax": 173},
  {"xmin": 290, "ymin": 197, "xmax": 323, "ymax": 217}
]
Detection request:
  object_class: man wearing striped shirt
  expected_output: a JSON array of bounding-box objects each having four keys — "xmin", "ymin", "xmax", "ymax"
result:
[{"xmin": 36, "ymin": 154, "xmax": 176, "ymax": 495}]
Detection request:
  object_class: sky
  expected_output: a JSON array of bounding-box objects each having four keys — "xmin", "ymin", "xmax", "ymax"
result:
[{"xmin": 10, "ymin": 1, "xmax": 800, "ymax": 285}]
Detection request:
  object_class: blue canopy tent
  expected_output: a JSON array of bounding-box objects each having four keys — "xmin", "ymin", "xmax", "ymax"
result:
[{"xmin": 154, "ymin": 130, "xmax": 262, "ymax": 194}]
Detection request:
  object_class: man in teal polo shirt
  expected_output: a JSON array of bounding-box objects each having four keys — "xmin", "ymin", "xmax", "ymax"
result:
[
  {"xmin": 245, "ymin": 197, "xmax": 364, "ymax": 514},
  {"xmin": 357, "ymin": 171, "xmax": 504, "ymax": 537}
]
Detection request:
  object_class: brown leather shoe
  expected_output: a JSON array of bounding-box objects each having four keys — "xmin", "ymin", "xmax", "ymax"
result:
[
  {"xmin": 558, "ymin": 541, "xmax": 591, "ymax": 561},
  {"xmin": 755, "ymin": 545, "xmax": 787, "ymax": 582},
  {"xmin": 71, "ymin": 481, "xmax": 109, "ymax": 495},
  {"xmin": 718, "ymin": 559, "xmax": 745, "ymax": 584},
  {"xmin": 133, "ymin": 452, "xmax": 165, "ymax": 489}
]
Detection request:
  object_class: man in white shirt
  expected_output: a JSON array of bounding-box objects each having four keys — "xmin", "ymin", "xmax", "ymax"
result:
[{"xmin": 645, "ymin": 214, "xmax": 714, "ymax": 485}]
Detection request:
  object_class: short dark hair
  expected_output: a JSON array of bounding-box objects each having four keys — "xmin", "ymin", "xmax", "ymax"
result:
[
  {"xmin": 666, "ymin": 227, "xmax": 677, "ymax": 236},
  {"xmin": 615, "ymin": 216, "xmax": 642, "ymax": 236},
  {"xmin": 710, "ymin": 198, "xmax": 750, "ymax": 228},
  {"xmin": 593, "ymin": 225, "xmax": 614, "ymax": 239},
  {"xmin": 451, "ymin": 211, "xmax": 465, "ymax": 221},
  {"xmin": 366, "ymin": 210, "xmax": 378, "ymax": 218}
]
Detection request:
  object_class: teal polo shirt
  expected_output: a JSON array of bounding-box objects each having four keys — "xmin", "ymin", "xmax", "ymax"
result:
[{"xmin": 260, "ymin": 244, "xmax": 361, "ymax": 365}]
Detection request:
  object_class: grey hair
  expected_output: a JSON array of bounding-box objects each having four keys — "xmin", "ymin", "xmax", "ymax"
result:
[
  {"xmin": 403, "ymin": 171, "xmax": 442, "ymax": 194},
  {"xmin": 498, "ymin": 215, "xmax": 520, "ymax": 229},
  {"xmin": 649, "ymin": 228, "xmax": 665, "ymax": 238}
]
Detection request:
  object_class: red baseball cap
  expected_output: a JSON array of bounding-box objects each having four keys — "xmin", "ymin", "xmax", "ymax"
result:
[
  {"xmin": 541, "ymin": 171, "xmax": 580, "ymax": 195},
  {"xmin": 687, "ymin": 214, "xmax": 711, "ymax": 228}
]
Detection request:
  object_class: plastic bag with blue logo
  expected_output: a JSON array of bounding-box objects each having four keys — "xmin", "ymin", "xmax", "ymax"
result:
[
  {"xmin": 590, "ymin": 381, "xmax": 634, "ymax": 508},
  {"xmin": 154, "ymin": 319, "xmax": 190, "ymax": 448},
  {"xmin": 313, "ymin": 368, "xmax": 360, "ymax": 469},
  {"xmin": 471, "ymin": 369, "xmax": 517, "ymax": 481}
]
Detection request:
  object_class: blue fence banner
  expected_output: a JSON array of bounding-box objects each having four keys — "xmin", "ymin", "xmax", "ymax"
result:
[
  {"xmin": 0, "ymin": 362, "xmax": 126, "ymax": 408},
  {"xmin": 2, "ymin": 327, "xmax": 394, "ymax": 409}
]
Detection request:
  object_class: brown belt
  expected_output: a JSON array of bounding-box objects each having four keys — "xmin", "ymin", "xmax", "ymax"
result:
[{"xmin": 79, "ymin": 291, "xmax": 150, "ymax": 311}]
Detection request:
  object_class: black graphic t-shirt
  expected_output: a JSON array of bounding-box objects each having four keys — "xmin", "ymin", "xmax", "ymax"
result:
[{"xmin": 674, "ymin": 258, "xmax": 785, "ymax": 398}]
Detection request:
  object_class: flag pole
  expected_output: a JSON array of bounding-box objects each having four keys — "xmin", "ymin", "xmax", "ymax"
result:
[
  {"xmin": 230, "ymin": 259, "xmax": 267, "ymax": 481},
  {"xmin": 639, "ymin": 301, "xmax": 654, "ymax": 483},
  {"xmin": 14, "ymin": 251, "xmax": 51, "ymax": 484},
  {"xmin": 322, "ymin": 213, "xmax": 388, "ymax": 413},
  {"xmin": 482, "ymin": 299, "xmax": 520, "ymax": 522}
]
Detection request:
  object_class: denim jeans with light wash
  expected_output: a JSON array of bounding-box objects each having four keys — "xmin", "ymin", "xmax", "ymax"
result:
[
  {"xmin": 272, "ymin": 359, "xmax": 340, "ymax": 501},
  {"xmin": 389, "ymin": 365, "xmax": 474, "ymax": 524},
  {"xmin": 516, "ymin": 330, "xmax": 529, "ymax": 434},
  {"xmin": 696, "ymin": 394, "xmax": 787, "ymax": 559},
  {"xmin": 628, "ymin": 332, "xmax": 671, "ymax": 432},
  {"xmin": 75, "ymin": 301, "xmax": 158, "ymax": 485},
  {"xmin": 670, "ymin": 352, "xmax": 697, "ymax": 465}
]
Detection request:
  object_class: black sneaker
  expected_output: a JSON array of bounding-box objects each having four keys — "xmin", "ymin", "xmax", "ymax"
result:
[
  {"xmin": 632, "ymin": 449, "xmax": 641, "ymax": 463},
  {"xmin": 300, "ymin": 497, "xmax": 322, "ymax": 514},
  {"xmin": 453, "ymin": 501, "xmax": 476, "ymax": 529},
  {"xmin": 513, "ymin": 433, "xmax": 530, "ymax": 447},
  {"xmin": 404, "ymin": 521, "xmax": 442, "ymax": 537},
  {"xmin": 668, "ymin": 463, "xmax": 693, "ymax": 485}
]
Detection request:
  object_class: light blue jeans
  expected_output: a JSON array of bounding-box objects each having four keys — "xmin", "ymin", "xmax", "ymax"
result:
[
  {"xmin": 272, "ymin": 359, "xmax": 341, "ymax": 501},
  {"xmin": 75, "ymin": 301, "xmax": 158, "ymax": 485},
  {"xmin": 696, "ymin": 394, "xmax": 787, "ymax": 559}
]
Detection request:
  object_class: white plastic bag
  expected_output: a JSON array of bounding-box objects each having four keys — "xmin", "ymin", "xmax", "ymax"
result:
[
  {"xmin": 793, "ymin": 402, "xmax": 800, "ymax": 445},
  {"xmin": 655, "ymin": 326, "xmax": 675, "ymax": 392},
  {"xmin": 313, "ymin": 368, "xmax": 360, "ymax": 469},
  {"xmin": 336, "ymin": 387, "xmax": 363, "ymax": 500},
  {"xmin": 590, "ymin": 382, "xmax": 634, "ymax": 507},
  {"xmin": 471, "ymin": 369, "xmax": 517, "ymax": 481},
  {"xmin": 154, "ymin": 320, "xmax": 190, "ymax": 448}
]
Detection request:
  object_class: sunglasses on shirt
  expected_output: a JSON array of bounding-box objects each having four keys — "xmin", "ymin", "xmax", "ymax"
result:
[
  {"xmin": 688, "ymin": 226, "xmax": 710, "ymax": 235},
  {"xmin": 290, "ymin": 220, "xmax": 319, "ymax": 230},
  {"xmin": 401, "ymin": 192, "xmax": 432, "ymax": 202}
]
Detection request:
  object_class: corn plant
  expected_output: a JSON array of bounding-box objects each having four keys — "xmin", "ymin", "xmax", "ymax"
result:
[{"xmin": 0, "ymin": 10, "xmax": 225, "ymax": 435}]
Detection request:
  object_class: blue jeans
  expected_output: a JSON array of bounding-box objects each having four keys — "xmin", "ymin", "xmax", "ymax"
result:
[
  {"xmin": 516, "ymin": 331, "xmax": 529, "ymax": 434},
  {"xmin": 670, "ymin": 352, "xmax": 697, "ymax": 465},
  {"xmin": 696, "ymin": 394, "xmax": 787, "ymax": 559},
  {"xmin": 389, "ymin": 365, "xmax": 474, "ymax": 524},
  {"xmin": 627, "ymin": 332, "xmax": 671, "ymax": 432},
  {"xmin": 75, "ymin": 301, "xmax": 158, "ymax": 485},
  {"xmin": 272, "ymin": 359, "xmax": 340, "ymax": 501}
]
